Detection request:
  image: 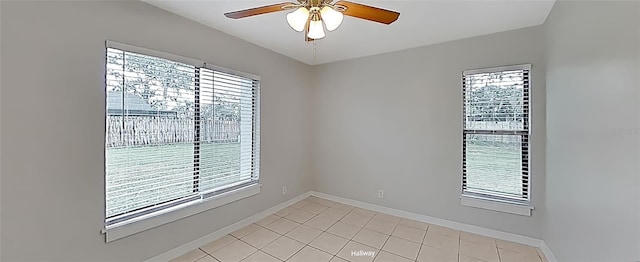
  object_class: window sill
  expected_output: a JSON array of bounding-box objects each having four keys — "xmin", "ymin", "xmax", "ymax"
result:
[
  {"xmin": 460, "ymin": 194, "xmax": 533, "ymax": 216},
  {"xmin": 102, "ymin": 183, "xmax": 261, "ymax": 242}
]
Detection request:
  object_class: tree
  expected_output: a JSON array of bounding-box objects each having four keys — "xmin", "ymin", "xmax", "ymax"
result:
[
  {"xmin": 106, "ymin": 49, "xmax": 196, "ymax": 115},
  {"xmin": 466, "ymin": 71, "xmax": 525, "ymax": 123},
  {"xmin": 106, "ymin": 48, "xmax": 241, "ymax": 121}
]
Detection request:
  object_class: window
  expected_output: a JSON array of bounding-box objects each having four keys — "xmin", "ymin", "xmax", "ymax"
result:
[
  {"xmin": 105, "ymin": 42, "xmax": 260, "ymax": 231},
  {"xmin": 462, "ymin": 64, "xmax": 530, "ymax": 204}
]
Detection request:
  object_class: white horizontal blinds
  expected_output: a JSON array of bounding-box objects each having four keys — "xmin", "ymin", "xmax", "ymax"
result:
[
  {"xmin": 105, "ymin": 48, "xmax": 199, "ymax": 220},
  {"xmin": 198, "ymin": 68, "xmax": 259, "ymax": 192},
  {"xmin": 105, "ymin": 44, "xmax": 260, "ymax": 226},
  {"xmin": 462, "ymin": 66, "xmax": 530, "ymax": 201}
]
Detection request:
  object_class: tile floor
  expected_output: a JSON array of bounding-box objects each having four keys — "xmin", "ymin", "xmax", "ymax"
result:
[{"xmin": 170, "ymin": 196, "xmax": 548, "ymax": 262}]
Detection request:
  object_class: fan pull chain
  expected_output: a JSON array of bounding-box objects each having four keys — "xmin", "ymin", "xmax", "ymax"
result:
[{"xmin": 313, "ymin": 40, "xmax": 317, "ymax": 60}]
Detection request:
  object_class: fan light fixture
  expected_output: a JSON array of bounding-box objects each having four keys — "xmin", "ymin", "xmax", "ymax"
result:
[
  {"xmin": 286, "ymin": 7, "xmax": 309, "ymax": 32},
  {"xmin": 286, "ymin": 4, "xmax": 345, "ymax": 39},
  {"xmin": 307, "ymin": 14, "xmax": 326, "ymax": 39},
  {"xmin": 320, "ymin": 6, "xmax": 344, "ymax": 31},
  {"xmin": 224, "ymin": 0, "xmax": 400, "ymax": 42}
]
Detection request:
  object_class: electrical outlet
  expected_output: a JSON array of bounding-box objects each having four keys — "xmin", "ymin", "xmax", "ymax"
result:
[
  {"xmin": 282, "ymin": 186, "xmax": 287, "ymax": 195},
  {"xmin": 378, "ymin": 190, "xmax": 384, "ymax": 199}
]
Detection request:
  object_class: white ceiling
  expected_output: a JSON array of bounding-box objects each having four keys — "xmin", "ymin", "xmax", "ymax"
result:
[{"xmin": 143, "ymin": 0, "xmax": 555, "ymax": 65}]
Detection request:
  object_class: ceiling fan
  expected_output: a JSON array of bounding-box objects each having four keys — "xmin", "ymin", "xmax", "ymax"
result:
[{"xmin": 224, "ymin": 0, "xmax": 400, "ymax": 41}]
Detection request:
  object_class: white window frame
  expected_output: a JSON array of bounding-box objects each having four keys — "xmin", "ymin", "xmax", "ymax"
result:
[
  {"xmin": 460, "ymin": 64, "xmax": 533, "ymax": 216},
  {"xmin": 102, "ymin": 41, "xmax": 261, "ymax": 241}
]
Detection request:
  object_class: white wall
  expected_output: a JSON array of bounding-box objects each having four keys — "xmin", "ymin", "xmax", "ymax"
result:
[
  {"xmin": 0, "ymin": 1, "xmax": 312, "ymax": 261},
  {"xmin": 311, "ymin": 26, "xmax": 546, "ymax": 238},
  {"xmin": 4, "ymin": 1, "xmax": 639, "ymax": 260},
  {"xmin": 543, "ymin": 1, "xmax": 640, "ymax": 261}
]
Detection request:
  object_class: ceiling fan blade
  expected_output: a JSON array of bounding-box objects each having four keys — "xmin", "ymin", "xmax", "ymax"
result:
[
  {"xmin": 224, "ymin": 3, "xmax": 292, "ymax": 19},
  {"xmin": 336, "ymin": 1, "xmax": 400, "ymax": 25}
]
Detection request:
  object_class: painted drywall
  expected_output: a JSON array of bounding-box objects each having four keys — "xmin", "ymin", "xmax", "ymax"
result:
[
  {"xmin": 310, "ymin": 26, "xmax": 546, "ymax": 238},
  {"xmin": 543, "ymin": 1, "xmax": 640, "ymax": 261},
  {"xmin": 0, "ymin": 1, "xmax": 313, "ymax": 261}
]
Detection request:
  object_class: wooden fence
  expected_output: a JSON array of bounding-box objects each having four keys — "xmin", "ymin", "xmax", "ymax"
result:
[{"xmin": 107, "ymin": 115, "xmax": 240, "ymax": 147}]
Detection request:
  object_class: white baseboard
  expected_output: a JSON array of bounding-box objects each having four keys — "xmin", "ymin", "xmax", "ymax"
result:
[
  {"xmin": 145, "ymin": 191, "xmax": 312, "ymax": 262},
  {"xmin": 147, "ymin": 190, "xmax": 557, "ymax": 262},
  {"xmin": 310, "ymin": 191, "xmax": 556, "ymax": 259},
  {"xmin": 539, "ymin": 241, "xmax": 558, "ymax": 262}
]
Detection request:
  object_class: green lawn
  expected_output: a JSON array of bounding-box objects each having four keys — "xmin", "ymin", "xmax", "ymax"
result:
[
  {"xmin": 106, "ymin": 139, "xmax": 523, "ymax": 218},
  {"xmin": 106, "ymin": 142, "xmax": 241, "ymax": 217},
  {"xmin": 465, "ymin": 139, "xmax": 524, "ymax": 197}
]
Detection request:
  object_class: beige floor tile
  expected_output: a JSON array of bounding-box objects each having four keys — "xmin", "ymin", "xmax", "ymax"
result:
[
  {"xmin": 417, "ymin": 245, "xmax": 457, "ymax": 262},
  {"xmin": 352, "ymin": 228, "xmax": 390, "ymax": 249},
  {"xmin": 498, "ymin": 248, "xmax": 542, "ymax": 262},
  {"xmin": 195, "ymin": 255, "xmax": 218, "ymax": 262},
  {"xmin": 330, "ymin": 256, "xmax": 349, "ymax": 262},
  {"xmin": 201, "ymin": 235, "xmax": 237, "ymax": 255},
  {"xmin": 211, "ymin": 240, "xmax": 257, "ymax": 262},
  {"xmin": 286, "ymin": 209, "xmax": 316, "ymax": 223},
  {"xmin": 319, "ymin": 207, "xmax": 350, "ymax": 220},
  {"xmin": 459, "ymin": 255, "xmax": 486, "ymax": 262},
  {"xmin": 342, "ymin": 213, "xmax": 374, "ymax": 227},
  {"xmin": 423, "ymin": 231, "xmax": 459, "ymax": 252},
  {"xmin": 309, "ymin": 232, "xmax": 350, "ymax": 255},
  {"xmin": 291, "ymin": 199, "xmax": 313, "ymax": 209},
  {"xmin": 255, "ymin": 215, "xmax": 280, "ymax": 227},
  {"xmin": 286, "ymin": 224, "xmax": 323, "ymax": 244},
  {"xmin": 240, "ymin": 251, "xmax": 279, "ymax": 262},
  {"xmin": 364, "ymin": 219, "xmax": 397, "ymax": 235},
  {"xmin": 307, "ymin": 196, "xmax": 322, "ymax": 202},
  {"xmin": 391, "ymin": 224, "xmax": 426, "ymax": 243},
  {"xmin": 459, "ymin": 239, "xmax": 499, "ymax": 262},
  {"xmin": 240, "ymin": 228, "xmax": 280, "ymax": 249},
  {"xmin": 327, "ymin": 221, "xmax": 362, "ymax": 239},
  {"xmin": 230, "ymin": 224, "xmax": 261, "ymax": 239},
  {"xmin": 261, "ymin": 236, "xmax": 304, "ymax": 261},
  {"xmin": 460, "ymin": 232, "xmax": 496, "ymax": 246},
  {"xmin": 313, "ymin": 198, "xmax": 337, "ymax": 207},
  {"xmin": 288, "ymin": 246, "xmax": 334, "ymax": 262},
  {"xmin": 170, "ymin": 249, "xmax": 209, "ymax": 262},
  {"xmin": 496, "ymin": 239, "xmax": 538, "ymax": 257},
  {"xmin": 275, "ymin": 207, "xmax": 297, "ymax": 217},
  {"xmin": 302, "ymin": 203, "xmax": 330, "ymax": 214},
  {"xmin": 372, "ymin": 213, "xmax": 401, "ymax": 224},
  {"xmin": 196, "ymin": 198, "xmax": 549, "ymax": 262},
  {"xmin": 381, "ymin": 236, "xmax": 421, "ymax": 260},
  {"xmin": 264, "ymin": 217, "xmax": 300, "ymax": 234},
  {"xmin": 374, "ymin": 251, "xmax": 413, "ymax": 262},
  {"xmin": 337, "ymin": 241, "xmax": 379, "ymax": 262},
  {"xmin": 428, "ymin": 225, "xmax": 460, "ymax": 238},
  {"xmin": 351, "ymin": 208, "xmax": 377, "ymax": 217},
  {"xmin": 332, "ymin": 203, "xmax": 356, "ymax": 211},
  {"xmin": 398, "ymin": 218, "xmax": 429, "ymax": 231},
  {"xmin": 306, "ymin": 214, "xmax": 339, "ymax": 231}
]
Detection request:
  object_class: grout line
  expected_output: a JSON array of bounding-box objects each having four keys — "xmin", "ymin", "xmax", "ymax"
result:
[
  {"xmin": 200, "ymin": 196, "xmax": 542, "ymax": 262},
  {"xmin": 262, "ymin": 197, "xmax": 342, "ymax": 262},
  {"xmin": 258, "ymin": 249, "xmax": 283, "ymax": 262},
  {"xmin": 162, "ymin": 192, "xmax": 550, "ymax": 262},
  {"xmin": 416, "ymin": 229, "xmax": 426, "ymax": 262},
  {"xmin": 457, "ymin": 230, "xmax": 461, "ymax": 262},
  {"xmin": 243, "ymin": 249, "xmax": 260, "ymax": 262},
  {"xmin": 304, "ymin": 201, "xmax": 340, "ymax": 256}
]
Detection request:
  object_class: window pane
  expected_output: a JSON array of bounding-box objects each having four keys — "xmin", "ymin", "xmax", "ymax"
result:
[
  {"xmin": 464, "ymin": 134, "xmax": 523, "ymax": 198},
  {"xmin": 105, "ymin": 48, "xmax": 197, "ymax": 218},
  {"xmin": 464, "ymin": 70, "xmax": 526, "ymax": 131},
  {"xmin": 198, "ymin": 69, "xmax": 254, "ymax": 192},
  {"xmin": 105, "ymin": 46, "xmax": 260, "ymax": 225}
]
